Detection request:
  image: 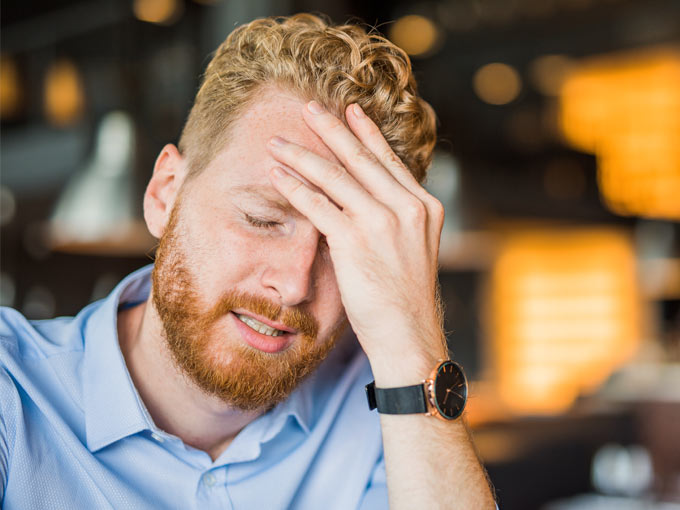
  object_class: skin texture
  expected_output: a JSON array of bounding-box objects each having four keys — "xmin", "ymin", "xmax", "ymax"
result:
[
  {"xmin": 150, "ymin": 194, "xmax": 345, "ymax": 411},
  {"xmin": 119, "ymin": 86, "xmax": 496, "ymax": 508}
]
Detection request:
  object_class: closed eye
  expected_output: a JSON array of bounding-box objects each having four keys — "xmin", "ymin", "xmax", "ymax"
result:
[{"xmin": 245, "ymin": 213, "xmax": 281, "ymax": 229}]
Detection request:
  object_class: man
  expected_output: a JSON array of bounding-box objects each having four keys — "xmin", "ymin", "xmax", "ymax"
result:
[{"xmin": 0, "ymin": 14, "xmax": 496, "ymax": 509}]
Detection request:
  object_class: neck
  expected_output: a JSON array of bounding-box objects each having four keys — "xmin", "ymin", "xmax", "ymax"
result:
[{"xmin": 117, "ymin": 299, "xmax": 262, "ymax": 461}]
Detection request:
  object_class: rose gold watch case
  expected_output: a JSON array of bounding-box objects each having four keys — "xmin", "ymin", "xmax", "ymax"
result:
[{"xmin": 423, "ymin": 359, "xmax": 467, "ymax": 421}]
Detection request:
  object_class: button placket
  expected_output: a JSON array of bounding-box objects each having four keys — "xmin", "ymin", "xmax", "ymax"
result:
[{"xmin": 203, "ymin": 472, "xmax": 217, "ymax": 487}]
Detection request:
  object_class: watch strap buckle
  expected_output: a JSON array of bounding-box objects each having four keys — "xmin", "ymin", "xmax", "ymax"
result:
[
  {"xmin": 365, "ymin": 381, "xmax": 377, "ymax": 411},
  {"xmin": 365, "ymin": 380, "xmax": 428, "ymax": 414}
]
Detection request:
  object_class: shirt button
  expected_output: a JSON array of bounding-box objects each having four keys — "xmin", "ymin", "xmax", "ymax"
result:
[
  {"xmin": 203, "ymin": 472, "xmax": 217, "ymax": 487},
  {"xmin": 150, "ymin": 432, "xmax": 165, "ymax": 443}
]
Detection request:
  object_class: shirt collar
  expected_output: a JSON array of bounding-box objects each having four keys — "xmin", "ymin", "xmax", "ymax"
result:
[
  {"xmin": 83, "ymin": 265, "xmax": 155, "ymax": 452},
  {"xmin": 212, "ymin": 330, "xmax": 361, "ymax": 466},
  {"xmin": 81, "ymin": 264, "xmax": 344, "ymax": 453},
  {"xmin": 266, "ymin": 369, "xmax": 314, "ymax": 437},
  {"xmin": 265, "ymin": 327, "xmax": 359, "ymax": 438}
]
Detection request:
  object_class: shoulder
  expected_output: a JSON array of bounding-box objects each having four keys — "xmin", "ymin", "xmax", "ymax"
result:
[
  {"xmin": 0, "ymin": 306, "xmax": 93, "ymax": 422},
  {"xmin": 0, "ymin": 362, "xmax": 21, "ymax": 480},
  {"xmin": 0, "ymin": 308, "xmax": 67, "ymax": 444},
  {"xmin": 0, "ymin": 363, "xmax": 20, "ymax": 432},
  {"xmin": 0, "ymin": 306, "xmax": 89, "ymax": 363}
]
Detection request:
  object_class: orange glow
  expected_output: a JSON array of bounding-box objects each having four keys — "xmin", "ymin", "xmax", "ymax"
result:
[
  {"xmin": 473, "ymin": 63, "xmax": 522, "ymax": 105},
  {"xmin": 489, "ymin": 229, "xmax": 640, "ymax": 415},
  {"xmin": 44, "ymin": 59, "xmax": 85, "ymax": 127},
  {"xmin": 1, "ymin": 54, "xmax": 22, "ymax": 119},
  {"xmin": 559, "ymin": 48, "xmax": 680, "ymax": 220},
  {"xmin": 389, "ymin": 15, "xmax": 439, "ymax": 57},
  {"xmin": 529, "ymin": 54, "xmax": 576, "ymax": 97},
  {"xmin": 133, "ymin": 0, "xmax": 182, "ymax": 25}
]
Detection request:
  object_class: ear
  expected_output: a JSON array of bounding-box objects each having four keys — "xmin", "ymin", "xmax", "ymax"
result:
[{"xmin": 144, "ymin": 144, "xmax": 187, "ymax": 239}]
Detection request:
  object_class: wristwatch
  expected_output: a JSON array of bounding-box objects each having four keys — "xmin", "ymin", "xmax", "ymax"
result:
[{"xmin": 365, "ymin": 360, "xmax": 467, "ymax": 421}]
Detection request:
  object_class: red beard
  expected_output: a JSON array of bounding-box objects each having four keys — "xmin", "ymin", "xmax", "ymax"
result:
[{"xmin": 151, "ymin": 200, "xmax": 346, "ymax": 410}]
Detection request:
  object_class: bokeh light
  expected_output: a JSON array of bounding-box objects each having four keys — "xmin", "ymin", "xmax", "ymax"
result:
[
  {"xmin": 0, "ymin": 54, "xmax": 22, "ymax": 119},
  {"xmin": 388, "ymin": 15, "xmax": 440, "ymax": 57},
  {"xmin": 488, "ymin": 229, "xmax": 640, "ymax": 415},
  {"xmin": 559, "ymin": 48, "xmax": 680, "ymax": 220},
  {"xmin": 473, "ymin": 62, "xmax": 522, "ymax": 105},
  {"xmin": 43, "ymin": 58, "xmax": 85, "ymax": 127},
  {"xmin": 133, "ymin": 0, "xmax": 183, "ymax": 25},
  {"xmin": 529, "ymin": 54, "xmax": 576, "ymax": 96}
]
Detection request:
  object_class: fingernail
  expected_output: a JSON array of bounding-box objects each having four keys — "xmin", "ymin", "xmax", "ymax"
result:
[
  {"xmin": 352, "ymin": 104, "xmax": 365, "ymax": 118},
  {"xmin": 307, "ymin": 101, "xmax": 324, "ymax": 114},
  {"xmin": 270, "ymin": 136, "xmax": 287, "ymax": 147}
]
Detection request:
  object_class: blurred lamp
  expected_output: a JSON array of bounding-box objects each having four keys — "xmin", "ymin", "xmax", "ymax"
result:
[
  {"xmin": 489, "ymin": 229, "xmax": 640, "ymax": 415},
  {"xmin": 0, "ymin": 54, "xmax": 22, "ymax": 119},
  {"xmin": 133, "ymin": 0, "xmax": 183, "ymax": 25},
  {"xmin": 559, "ymin": 48, "xmax": 680, "ymax": 220},
  {"xmin": 44, "ymin": 58, "xmax": 85, "ymax": 127},
  {"xmin": 473, "ymin": 62, "xmax": 521, "ymax": 105},
  {"xmin": 592, "ymin": 443, "xmax": 653, "ymax": 497},
  {"xmin": 389, "ymin": 15, "xmax": 439, "ymax": 57},
  {"xmin": 48, "ymin": 111, "xmax": 155, "ymax": 255}
]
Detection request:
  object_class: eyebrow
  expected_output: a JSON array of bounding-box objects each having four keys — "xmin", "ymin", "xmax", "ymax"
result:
[{"xmin": 231, "ymin": 184, "xmax": 294, "ymax": 211}]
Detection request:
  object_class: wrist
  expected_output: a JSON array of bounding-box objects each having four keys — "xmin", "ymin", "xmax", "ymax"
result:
[
  {"xmin": 366, "ymin": 359, "xmax": 469, "ymax": 421},
  {"xmin": 367, "ymin": 344, "xmax": 448, "ymax": 388}
]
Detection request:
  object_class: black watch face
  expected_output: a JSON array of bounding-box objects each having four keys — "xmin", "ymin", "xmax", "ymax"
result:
[{"xmin": 434, "ymin": 361, "xmax": 467, "ymax": 420}]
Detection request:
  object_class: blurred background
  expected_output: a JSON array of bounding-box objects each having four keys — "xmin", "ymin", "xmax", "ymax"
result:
[{"xmin": 1, "ymin": 0, "xmax": 679, "ymax": 508}]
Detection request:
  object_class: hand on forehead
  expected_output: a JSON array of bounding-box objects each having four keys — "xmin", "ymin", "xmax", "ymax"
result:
[{"xmin": 204, "ymin": 87, "xmax": 343, "ymax": 207}]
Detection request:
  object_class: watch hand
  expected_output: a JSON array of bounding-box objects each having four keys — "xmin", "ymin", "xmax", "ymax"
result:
[{"xmin": 443, "ymin": 388, "xmax": 452, "ymax": 404}]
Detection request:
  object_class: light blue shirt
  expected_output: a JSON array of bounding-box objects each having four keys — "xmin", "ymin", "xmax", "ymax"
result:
[{"xmin": 0, "ymin": 265, "xmax": 387, "ymax": 509}]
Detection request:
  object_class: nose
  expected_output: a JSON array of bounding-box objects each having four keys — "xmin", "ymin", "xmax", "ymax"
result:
[{"xmin": 260, "ymin": 228, "xmax": 322, "ymax": 307}]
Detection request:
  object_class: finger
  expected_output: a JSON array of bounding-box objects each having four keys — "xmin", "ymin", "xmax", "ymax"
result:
[
  {"xmin": 345, "ymin": 103, "xmax": 445, "ymax": 228},
  {"xmin": 268, "ymin": 166, "xmax": 350, "ymax": 237},
  {"xmin": 267, "ymin": 136, "xmax": 383, "ymax": 217},
  {"xmin": 345, "ymin": 103, "xmax": 429, "ymax": 200},
  {"xmin": 302, "ymin": 101, "xmax": 410, "ymax": 204}
]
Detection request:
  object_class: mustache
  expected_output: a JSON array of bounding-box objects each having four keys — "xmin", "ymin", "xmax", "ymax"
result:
[{"xmin": 206, "ymin": 290, "xmax": 319, "ymax": 340}]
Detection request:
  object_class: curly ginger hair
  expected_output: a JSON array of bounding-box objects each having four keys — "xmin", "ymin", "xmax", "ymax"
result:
[{"xmin": 178, "ymin": 14, "xmax": 437, "ymax": 183}]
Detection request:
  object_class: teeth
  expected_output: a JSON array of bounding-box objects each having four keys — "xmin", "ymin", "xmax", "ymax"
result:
[{"xmin": 236, "ymin": 314, "xmax": 284, "ymax": 337}]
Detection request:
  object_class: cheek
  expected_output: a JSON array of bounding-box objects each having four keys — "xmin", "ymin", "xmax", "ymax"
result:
[
  {"xmin": 182, "ymin": 223, "xmax": 260, "ymax": 301},
  {"xmin": 314, "ymin": 259, "xmax": 345, "ymax": 324}
]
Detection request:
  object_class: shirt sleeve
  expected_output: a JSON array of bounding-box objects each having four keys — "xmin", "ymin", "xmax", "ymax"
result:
[
  {"xmin": 357, "ymin": 455, "xmax": 388, "ymax": 510},
  {"xmin": 0, "ymin": 365, "xmax": 16, "ymax": 504}
]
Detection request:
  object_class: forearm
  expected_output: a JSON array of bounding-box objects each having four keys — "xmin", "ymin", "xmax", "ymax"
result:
[
  {"xmin": 268, "ymin": 99, "xmax": 495, "ymax": 507},
  {"xmin": 379, "ymin": 412, "xmax": 496, "ymax": 510},
  {"xmin": 370, "ymin": 342, "xmax": 496, "ymax": 510}
]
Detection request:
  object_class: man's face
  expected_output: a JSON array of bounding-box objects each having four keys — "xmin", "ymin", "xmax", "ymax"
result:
[{"xmin": 151, "ymin": 88, "xmax": 348, "ymax": 410}]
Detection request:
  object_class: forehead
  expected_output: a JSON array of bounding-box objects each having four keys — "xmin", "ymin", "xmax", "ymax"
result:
[{"xmin": 197, "ymin": 87, "xmax": 340, "ymax": 197}]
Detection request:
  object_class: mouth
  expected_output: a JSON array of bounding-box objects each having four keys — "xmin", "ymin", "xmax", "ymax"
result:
[
  {"xmin": 230, "ymin": 311, "xmax": 294, "ymax": 353},
  {"xmin": 235, "ymin": 313, "xmax": 287, "ymax": 337}
]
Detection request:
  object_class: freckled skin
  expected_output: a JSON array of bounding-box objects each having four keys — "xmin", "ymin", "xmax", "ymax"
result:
[
  {"xmin": 128, "ymin": 86, "xmax": 496, "ymax": 509},
  {"xmin": 120, "ymin": 87, "xmax": 350, "ymax": 460},
  {"xmin": 170, "ymin": 87, "xmax": 345, "ymax": 358}
]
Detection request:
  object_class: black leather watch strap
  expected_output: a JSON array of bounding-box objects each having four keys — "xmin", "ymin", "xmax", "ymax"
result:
[{"xmin": 365, "ymin": 381, "xmax": 428, "ymax": 414}]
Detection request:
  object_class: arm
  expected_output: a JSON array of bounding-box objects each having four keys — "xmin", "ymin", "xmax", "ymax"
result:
[
  {"xmin": 267, "ymin": 100, "xmax": 496, "ymax": 509},
  {"xmin": 0, "ymin": 367, "xmax": 12, "ymax": 504},
  {"xmin": 0, "ymin": 417, "xmax": 5, "ymax": 504},
  {"xmin": 378, "ymin": 402, "xmax": 494, "ymax": 508}
]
